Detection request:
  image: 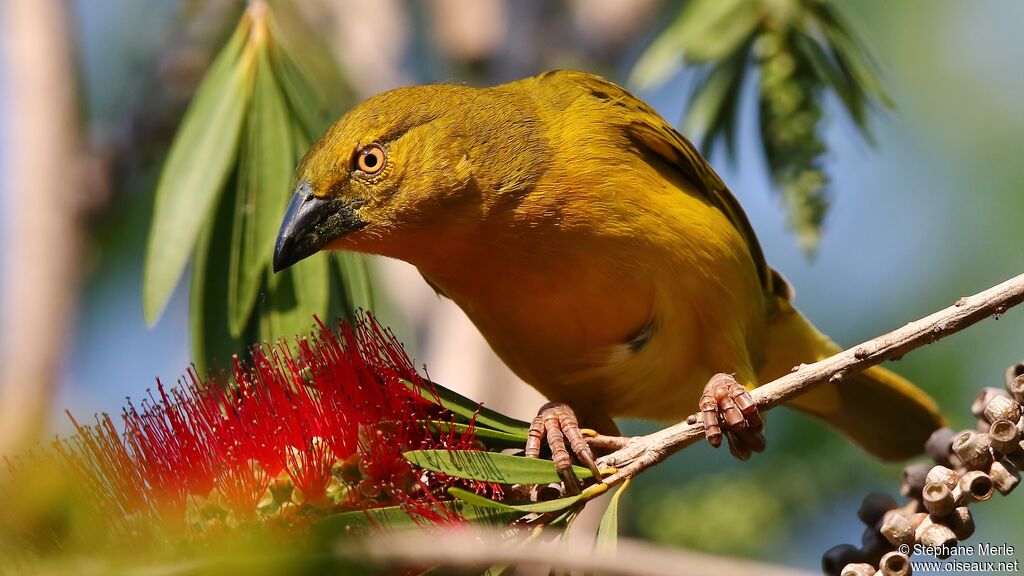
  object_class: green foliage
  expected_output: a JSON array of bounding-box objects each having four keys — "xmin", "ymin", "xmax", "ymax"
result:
[
  {"xmin": 315, "ymin": 499, "xmax": 524, "ymax": 535},
  {"xmin": 421, "ymin": 420, "xmax": 530, "ymax": 449},
  {"xmin": 404, "ymin": 450, "xmax": 594, "ymax": 485},
  {"xmin": 631, "ymin": 0, "xmax": 891, "ymax": 253},
  {"xmin": 448, "ymin": 487, "xmax": 583, "ymax": 514},
  {"xmin": 595, "ymin": 479, "xmax": 629, "ymax": 553},
  {"xmin": 143, "ymin": 3, "xmax": 373, "ymax": 368},
  {"xmin": 403, "ymin": 379, "xmax": 534, "ymax": 435}
]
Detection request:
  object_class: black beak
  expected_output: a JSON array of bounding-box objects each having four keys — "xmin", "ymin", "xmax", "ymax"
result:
[{"xmin": 273, "ymin": 181, "xmax": 367, "ymax": 272}]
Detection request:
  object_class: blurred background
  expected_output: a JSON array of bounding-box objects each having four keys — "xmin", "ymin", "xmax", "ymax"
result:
[{"xmin": 1, "ymin": 0, "xmax": 1023, "ymax": 572}]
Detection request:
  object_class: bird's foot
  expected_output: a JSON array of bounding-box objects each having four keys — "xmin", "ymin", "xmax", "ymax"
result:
[
  {"xmin": 687, "ymin": 373, "xmax": 766, "ymax": 460},
  {"xmin": 525, "ymin": 402, "xmax": 604, "ymax": 493}
]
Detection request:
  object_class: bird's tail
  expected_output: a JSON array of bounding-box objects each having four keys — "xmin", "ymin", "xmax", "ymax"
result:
[{"xmin": 757, "ymin": 299, "xmax": 945, "ymax": 461}]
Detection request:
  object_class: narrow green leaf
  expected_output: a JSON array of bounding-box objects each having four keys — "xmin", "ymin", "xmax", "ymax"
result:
[
  {"xmin": 334, "ymin": 253, "xmax": 375, "ymax": 313},
  {"xmin": 315, "ymin": 500, "xmax": 523, "ymax": 536},
  {"xmin": 793, "ymin": 33, "xmax": 867, "ymax": 131},
  {"xmin": 629, "ymin": 19, "xmax": 688, "ymax": 89},
  {"xmin": 317, "ymin": 503, "xmax": 422, "ymax": 534},
  {"xmin": 291, "ymin": 117, "xmax": 313, "ymax": 161},
  {"xmin": 448, "ymin": 487, "xmax": 583, "ymax": 514},
  {"xmin": 630, "ymin": 0, "xmax": 756, "ymax": 89},
  {"xmin": 228, "ymin": 41, "xmax": 294, "ymax": 336},
  {"xmin": 259, "ymin": 254, "xmax": 328, "ymax": 346},
  {"xmin": 678, "ymin": 0, "xmax": 759, "ymax": 62},
  {"xmin": 190, "ymin": 176, "xmax": 247, "ymax": 370},
  {"xmin": 421, "ymin": 420, "xmax": 528, "ymax": 448},
  {"xmin": 682, "ymin": 55, "xmax": 746, "ymax": 150},
  {"xmin": 404, "ymin": 450, "xmax": 592, "ymax": 485},
  {"xmin": 595, "ymin": 479, "xmax": 630, "ymax": 553},
  {"xmin": 270, "ymin": 41, "xmax": 326, "ymax": 139},
  {"xmin": 143, "ymin": 20, "xmax": 253, "ymax": 324},
  {"xmin": 812, "ymin": 3, "xmax": 891, "ymax": 106},
  {"xmin": 402, "ymin": 379, "xmax": 532, "ymax": 435},
  {"xmin": 294, "ymin": 251, "xmax": 329, "ymax": 323}
]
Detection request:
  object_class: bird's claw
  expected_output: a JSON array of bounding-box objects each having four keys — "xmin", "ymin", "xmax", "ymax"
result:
[
  {"xmin": 692, "ymin": 373, "xmax": 766, "ymax": 460},
  {"xmin": 525, "ymin": 402, "xmax": 604, "ymax": 492}
]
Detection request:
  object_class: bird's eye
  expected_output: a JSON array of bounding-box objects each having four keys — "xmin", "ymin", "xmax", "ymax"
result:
[{"xmin": 356, "ymin": 144, "xmax": 386, "ymax": 175}]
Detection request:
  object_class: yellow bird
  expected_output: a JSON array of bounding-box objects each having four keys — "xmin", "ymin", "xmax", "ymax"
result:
[{"xmin": 273, "ymin": 70, "xmax": 943, "ymax": 474}]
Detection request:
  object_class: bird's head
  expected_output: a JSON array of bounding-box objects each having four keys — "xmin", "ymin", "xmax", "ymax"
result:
[{"xmin": 273, "ymin": 82, "xmax": 544, "ymax": 273}]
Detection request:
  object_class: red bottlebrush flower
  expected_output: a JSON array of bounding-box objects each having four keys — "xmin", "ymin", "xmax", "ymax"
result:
[{"xmin": 55, "ymin": 314, "xmax": 483, "ymax": 537}]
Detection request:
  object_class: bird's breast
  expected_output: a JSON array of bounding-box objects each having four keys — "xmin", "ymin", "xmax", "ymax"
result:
[{"xmin": 415, "ymin": 229, "xmax": 712, "ymax": 420}]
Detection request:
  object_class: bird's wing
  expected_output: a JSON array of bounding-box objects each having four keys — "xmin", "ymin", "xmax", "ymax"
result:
[
  {"xmin": 543, "ymin": 70, "xmax": 775, "ymax": 298},
  {"xmin": 624, "ymin": 114, "xmax": 773, "ymax": 297}
]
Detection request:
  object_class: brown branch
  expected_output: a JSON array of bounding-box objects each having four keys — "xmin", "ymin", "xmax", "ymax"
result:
[{"xmin": 598, "ymin": 271, "xmax": 1024, "ymax": 485}]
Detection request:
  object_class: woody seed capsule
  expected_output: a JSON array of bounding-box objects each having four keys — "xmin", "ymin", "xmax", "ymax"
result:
[
  {"xmin": 984, "ymin": 395, "xmax": 1022, "ymax": 424},
  {"xmin": 1007, "ymin": 444, "xmax": 1024, "ymax": 469},
  {"xmin": 988, "ymin": 419, "xmax": 1020, "ymax": 454},
  {"xmin": 908, "ymin": 512, "xmax": 928, "ymax": 529},
  {"xmin": 916, "ymin": 517, "xmax": 957, "ymax": 555},
  {"xmin": 839, "ymin": 561, "xmax": 872, "ymax": 573},
  {"xmin": 861, "ymin": 525, "xmax": 891, "ymax": 561},
  {"xmin": 858, "ymin": 492, "xmax": 897, "ymax": 526},
  {"xmin": 880, "ymin": 512, "xmax": 915, "ymax": 547},
  {"xmin": 925, "ymin": 427, "xmax": 957, "ymax": 465},
  {"xmin": 989, "ymin": 459, "xmax": 1020, "ymax": 495},
  {"xmin": 946, "ymin": 506, "xmax": 975, "ymax": 540},
  {"xmin": 958, "ymin": 470, "xmax": 994, "ymax": 502},
  {"xmin": 925, "ymin": 465, "xmax": 959, "ymax": 490},
  {"xmin": 922, "ymin": 481, "xmax": 955, "ymax": 517},
  {"xmin": 840, "ymin": 563, "xmax": 876, "ymax": 576},
  {"xmin": 951, "ymin": 431, "xmax": 993, "ymax": 470},
  {"xmin": 878, "ymin": 551, "xmax": 911, "ymax": 576},
  {"xmin": 1007, "ymin": 375, "xmax": 1024, "ymax": 402},
  {"xmin": 900, "ymin": 463, "xmax": 930, "ymax": 498},
  {"xmin": 822, "ymin": 544, "xmax": 862, "ymax": 576},
  {"xmin": 973, "ymin": 387, "xmax": 1008, "ymax": 419},
  {"xmin": 1005, "ymin": 362, "xmax": 1024, "ymax": 399}
]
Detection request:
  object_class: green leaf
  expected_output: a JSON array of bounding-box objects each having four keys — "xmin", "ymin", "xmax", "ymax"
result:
[
  {"xmin": 792, "ymin": 32, "xmax": 868, "ymax": 133},
  {"xmin": 259, "ymin": 253, "xmax": 329, "ymax": 346},
  {"xmin": 682, "ymin": 53, "xmax": 747, "ymax": 154},
  {"xmin": 402, "ymin": 380, "xmax": 532, "ymax": 435},
  {"xmin": 404, "ymin": 450, "xmax": 592, "ymax": 485},
  {"xmin": 294, "ymin": 252, "xmax": 329, "ymax": 321},
  {"xmin": 811, "ymin": 2, "xmax": 891, "ymax": 106},
  {"xmin": 631, "ymin": 0, "xmax": 757, "ymax": 89},
  {"xmin": 421, "ymin": 420, "xmax": 528, "ymax": 449},
  {"xmin": 595, "ymin": 479, "xmax": 630, "ymax": 553},
  {"xmin": 448, "ymin": 487, "xmax": 583, "ymax": 514},
  {"xmin": 228, "ymin": 40, "xmax": 294, "ymax": 336},
  {"xmin": 317, "ymin": 504, "xmax": 422, "ymax": 534},
  {"xmin": 270, "ymin": 37, "xmax": 327, "ymax": 140},
  {"xmin": 190, "ymin": 175, "xmax": 247, "ymax": 370},
  {"xmin": 334, "ymin": 253, "xmax": 375, "ymax": 313},
  {"xmin": 629, "ymin": 18, "xmax": 688, "ymax": 89},
  {"xmin": 676, "ymin": 0, "xmax": 759, "ymax": 62},
  {"xmin": 144, "ymin": 19, "xmax": 253, "ymax": 324},
  {"xmin": 315, "ymin": 500, "xmax": 523, "ymax": 536}
]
